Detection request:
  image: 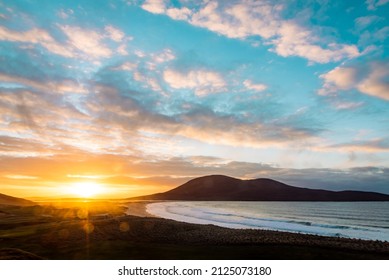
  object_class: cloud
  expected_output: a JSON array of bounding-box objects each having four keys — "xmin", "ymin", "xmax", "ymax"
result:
[
  {"xmin": 269, "ymin": 166, "xmax": 389, "ymax": 194},
  {"xmin": 141, "ymin": 0, "xmax": 192, "ymax": 20},
  {"xmin": 319, "ymin": 66, "xmax": 359, "ymax": 94},
  {"xmin": 190, "ymin": 1, "xmax": 280, "ymax": 39},
  {"xmin": 145, "ymin": 48, "xmax": 176, "ymax": 72},
  {"xmin": 108, "ymin": 48, "xmax": 175, "ymax": 93},
  {"xmin": 1, "ymin": 153, "xmax": 388, "ymax": 194},
  {"xmin": 112, "ymin": 62, "xmax": 138, "ymax": 72},
  {"xmin": 141, "ymin": 0, "xmax": 166, "ymax": 14},
  {"xmin": 0, "ymin": 88, "xmax": 90, "ymax": 145},
  {"xmin": 0, "ymin": 73, "xmax": 87, "ymax": 94},
  {"xmin": 59, "ymin": 25, "xmax": 113, "ymax": 58},
  {"xmin": 375, "ymin": 26, "xmax": 389, "ymax": 41},
  {"xmin": 2, "ymin": 0, "xmax": 388, "ymax": 199},
  {"xmin": 0, "ymin": 24, "xmax": 129, "ymax": 60},
  {"xmin": 243, "ymin": 79, "xmax": 267, "ymax": 92},
  {"xmin": 0, "ymin": 74, "xmax": 385, "ymax": 196},
  {"xmin": 139, "ymin": 0, "xmax": 359, "ymax": 63},
  {"xmin": 166, "ymin": 7, "xmax": 192, "ymax": 20},
  {"xmin": 0, "ymin": 136, "xmax": 52, "ymax": 156},
  {"xmin": 3, "ymin": 174, "xmax": 38, "ymax": 180},
  {"xmin": 111, "ymin": 49, "xmax": 174, "ymax": 73},
  {"xmin": 57, "ymin": 8, "xmax": 74, "ymax": 19},
  {"xmin": 83, "ymin": 82, "xmax": 320, "ymax": 151},
  {"xmin": 117, "ymin": 44, "xmax": 129, "ymax": 55},
  {"xmin": 0, "ymin": 72, "xmax": 101, "ymax": 156},
  {"xmin": 358, "ymin": 26, "xmax": 389, "ymax": 47},
  {"xmin": 0, "ymin": 47, "xmax": 321, "ymax": 167},
  {"xmin": 366, "ymin": 0, "xmax": 389, "ymax": 10},
  {"xmin": 163, "ymin": 69, "xmax": 226, "ymax": 96},
  {"xmin": 0, "ymin": 26, "xmax": 74, "ymax": 57},
  {"xmin": 105, "ymin": 25, "xmax": 133, "ymax": 56},
  {"xmin": 319, "ymin": 61, "xmax": 389, "ymax": 100},
  {"xmin": 327, "ymin": 138, "xmax": 389, "ymax": 152},
  {"xmin": 104, "ymin": 25, "xmax": 125, "ymax": 42},
  {"xmin": 355, "ymin": 15, "xmax": 382, "ymax": 30},
  {"xmin": 332, "ymin": 101, "xmax": 364, "ymax": 110},
  {"xmin": 151, "ymin": 48, "xmax": 175, "ymax": 64},
  {"xmin": 271, "ymin": 21, "xmax": 359, "ymax": 63},
  {"xmin": 133, "ymin": 71, "xmax": 163, "ymax": 92},
  {"xmin": 358, "ymin": 62, "xmax": 389, "ymax": 100}
]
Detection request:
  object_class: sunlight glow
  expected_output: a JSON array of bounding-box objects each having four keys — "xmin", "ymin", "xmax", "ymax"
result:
[{"xmin": 68, "ymin": 182, "xmax": 104, "ymax": 198}]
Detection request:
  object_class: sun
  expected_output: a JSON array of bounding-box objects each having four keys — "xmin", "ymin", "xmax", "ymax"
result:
[{"xmin": 69, "ymin": 181, "xmax": 104, "ymax": 198}]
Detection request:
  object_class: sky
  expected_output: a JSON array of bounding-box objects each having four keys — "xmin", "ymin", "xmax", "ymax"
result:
[{"xmin": 0, "ymin": 0, "xmax": 388, "ymax": 198}]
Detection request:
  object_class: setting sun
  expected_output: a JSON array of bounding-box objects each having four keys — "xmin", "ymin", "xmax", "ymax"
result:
[{"xmin": 68, "ymin": 182, "xmax": 104, "ymax": 198}]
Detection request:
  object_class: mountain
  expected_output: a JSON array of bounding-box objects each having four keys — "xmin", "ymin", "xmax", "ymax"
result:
[
  {"xmin": 132, "ymin": 175, "xmax": 389, "ymax": 201},
  {"xmin": 0, "ymin": 193, "xmax": 36, "ymax": 206}
]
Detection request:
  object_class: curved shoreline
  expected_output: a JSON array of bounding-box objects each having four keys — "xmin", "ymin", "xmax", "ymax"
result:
[
  {"xmin": 1, "ymin": 200, "xmax": 389, "ymax": 259},
  {"xmin": 143, "ymin": 200, "xmax": 389, "ymax": 242},
  {"xmin": 118, "ymin": 213, "xmax": 389, "ymax": 259},
  {"xmin": 125, "ymin": 200, "xmax": 157, "ymax": 217}
]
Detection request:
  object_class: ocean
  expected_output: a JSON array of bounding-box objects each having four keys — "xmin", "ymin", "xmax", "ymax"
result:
[{"xmin": 147, "ymin": 201, "xmax": 389, "ymax": 241}]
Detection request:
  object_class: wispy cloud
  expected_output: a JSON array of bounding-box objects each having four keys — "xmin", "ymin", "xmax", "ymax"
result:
[
  {"xmin": 243, "ymin": 79, "xmax": 267, "ymax": 92},
  {"xmin": 366, "ymin": 0, "xmax": 389, "ymax": 10},
  {"xmin": 0, "ymin": 26, "xmax": 74, "ymax": 57},
  {"xmin": 0, "ymin": 23, "xmax": 129, "ymax": 60},
  {"xmin": 139, "ymin": 0, "xmax": 360, "ymax": 63},
  {"xmin": 355, "ymin": 15, "xmax": 382, "ymax": 30},
  {"xmin": 57, "ymin": 8, "xmax": 74, "ymax": 19},
  {"xmin": 0, "ymin": 73, "xmax": 88, "ymax": 95},
  {"xmin": 332, "ymin": 101, "xmax": 364, "ymax": 110},
  {"xmin": 327, "ymin": 138, "xmax": 389, "ymax": 152}
]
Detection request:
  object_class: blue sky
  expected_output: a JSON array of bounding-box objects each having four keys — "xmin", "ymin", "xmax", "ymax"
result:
[{"xmin": 0, "ymin": 0, "xmax": 388, "ymax": 197}]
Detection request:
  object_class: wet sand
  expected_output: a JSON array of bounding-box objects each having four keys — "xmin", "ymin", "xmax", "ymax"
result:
[{"xmin": 124, "ymin": 200, "xmax": 156, "ymax": 217}]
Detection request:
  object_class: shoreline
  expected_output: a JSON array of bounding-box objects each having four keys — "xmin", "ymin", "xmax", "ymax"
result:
[
  {"xmin": 1, "ymin": 200, "xmax": 388, "ymax": 260},
  {"xmin": 122, "ymin": 202, "xmax": 389, "ymax": 259},
  {"xmin": 124, "ymin": 200, "xmax": 157, "ymax": 217},
  {"xmin": 127, "ymin": 200, "xmax": 389, "ymax": 243}
]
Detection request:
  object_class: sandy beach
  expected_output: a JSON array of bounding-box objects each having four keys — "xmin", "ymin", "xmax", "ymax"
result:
[
  {"xmin": 1, "ymin": 201, "xmax": 389, "ymax": 260},
  {"xmin": 124, "ymin": 200, "xmax": 156, "ymax": 217},
  {"xmin": 124, "ymin": 201, "xmax": 389, "ymax": 258}
]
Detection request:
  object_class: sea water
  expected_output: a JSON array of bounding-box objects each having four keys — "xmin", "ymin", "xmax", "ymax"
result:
[{"xmin": 146, "ymin": 201, "xmax": 389, "ymax": 241}]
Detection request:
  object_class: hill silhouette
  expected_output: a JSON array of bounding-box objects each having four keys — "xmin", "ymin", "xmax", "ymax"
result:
[
  {"xmin": 132, "ymin": 175, "xmax": 389, "ymax": 201},
  {"xmin": 0, "ymin": 193, "xmax": 36, "ymax": 206}
]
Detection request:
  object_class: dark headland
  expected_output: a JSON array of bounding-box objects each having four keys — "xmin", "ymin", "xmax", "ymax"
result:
[
  {"xmin": 131, "ymin": 174, "xmax": 389, "ymax": 201},
  {"xmin": 0, "ymin": 193, "xmax": 36, "ymax": 206}
]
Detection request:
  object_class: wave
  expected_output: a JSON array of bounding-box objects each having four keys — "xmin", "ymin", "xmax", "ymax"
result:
[{"xmin": 146, "ymin": 201, "xmax": 389, "ymax": 241}]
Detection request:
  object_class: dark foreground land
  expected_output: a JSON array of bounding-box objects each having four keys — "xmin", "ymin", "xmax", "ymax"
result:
[{"xmin": 0, "ymin": 202, "xmax": 389, "ymax": 260}]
